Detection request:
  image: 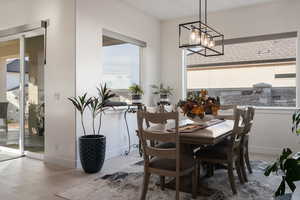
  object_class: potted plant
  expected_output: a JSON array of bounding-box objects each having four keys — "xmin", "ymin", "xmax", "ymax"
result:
[
  {"xmin": 28, "ymin": 103, "xmax": 45, "ymax": 136},
  {"xmin": 129, "ymin": 84, "xmax": 143, "ymax": 104},
  {"xmin": 264, "ymin": 110, "xmax": 300, "ymax": 198},
  {"xmin": 36, "ymin": 103, "xmax": 45, "ymax": 136},
  {"xmin": 68, "ymin": 84, "xmax": 116, "ymax": 173},
  {"xmin": 151, "ymin": 83, "xmax": 174, "ymax": 103}
]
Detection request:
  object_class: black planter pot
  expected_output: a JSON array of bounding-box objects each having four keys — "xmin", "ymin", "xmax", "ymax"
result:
[
  {"xmin": 160, "ymin": 93, "xmax": 169, "ymax": 103},
  {"xmin": 132, "ymin": 94, "xmax": 142, "ymax": 104},
  {"xmin": 79, "ymin": 135, "xmax": 106, "ymax": 173}
]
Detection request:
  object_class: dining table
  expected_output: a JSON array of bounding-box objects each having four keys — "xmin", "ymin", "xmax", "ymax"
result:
[
  {"xmin": 149, "ymin": 118, "xmax": 234, "ymax": 146},
  {"xmin": 148, "ymin": 118, "xmax": 235, "ymax": 196}
]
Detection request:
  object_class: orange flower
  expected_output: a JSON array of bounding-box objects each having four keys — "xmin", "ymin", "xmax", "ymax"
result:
[
  {"xmin": 212, "ymin": 105, "xmax": 220, "ymax": 116},
  {"xmin": 191, "ymin": 106, "xmax": 204, "ymax": 116},
  {"xmin": 200, "ymin": 89, "xmax": 208, "ymax": 97}
]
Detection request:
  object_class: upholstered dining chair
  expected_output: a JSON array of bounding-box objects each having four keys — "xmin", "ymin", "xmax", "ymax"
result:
[
  {"xmin": 137, "ymin": 111, "xmax": 198, "ymax": 200},
  {"xmin": 195, "ymin": 108, "xmax": 245, "ymax": 194},
  {"xmin": 0, "ymin": 102, "xmax": 8, "ymax": 135},
  {"xmin": 240, "ymin": 106, "xmax": 255, "ymax": 182}
]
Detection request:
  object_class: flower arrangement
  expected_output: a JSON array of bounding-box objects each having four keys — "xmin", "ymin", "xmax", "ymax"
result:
[{"xmin": 178, "ymin": 89, "xmax": 220, "ymax": 119}]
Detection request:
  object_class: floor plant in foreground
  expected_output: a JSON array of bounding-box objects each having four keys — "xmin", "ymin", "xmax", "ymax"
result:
[
  {"xmin": 265, "ymin": 109, "xmax": 300, "ymax": 197},
  {"xmin": 68, "ymin": 83, "xmax": 116, "ymax": 173}
]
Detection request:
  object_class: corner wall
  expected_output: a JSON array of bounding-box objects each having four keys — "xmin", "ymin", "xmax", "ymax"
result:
[
  {"xmin": 76, "ymin": 0, "xmax": 161, "ymax": 163},
  {"xmin": 0, "ymin": 0, "xmax": 76, "ymax": 168}
]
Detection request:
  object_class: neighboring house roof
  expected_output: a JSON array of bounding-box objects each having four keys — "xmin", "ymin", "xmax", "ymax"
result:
[
  {"xmin": 7, "ymin": 59, "xmax": 29, "ymax": 73},
  {"xmin": 8, "ymin": 84, "xmax": 29, "ymax": 92}
]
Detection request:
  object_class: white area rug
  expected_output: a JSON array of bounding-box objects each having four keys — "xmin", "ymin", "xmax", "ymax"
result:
[{"xmin": 57, "ymin": 160, "xmax": 286, "ymax": 200}]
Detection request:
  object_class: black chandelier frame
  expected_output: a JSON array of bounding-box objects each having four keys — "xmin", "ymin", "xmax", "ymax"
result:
[{"xmin": 179, "ymin": 0, "xmax": 224, "ymax": 57}]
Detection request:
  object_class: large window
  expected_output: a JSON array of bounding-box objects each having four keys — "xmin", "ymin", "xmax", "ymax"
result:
[{"xmin": 185, "ymin": 34, "xmax": 297, "ymax": 107}]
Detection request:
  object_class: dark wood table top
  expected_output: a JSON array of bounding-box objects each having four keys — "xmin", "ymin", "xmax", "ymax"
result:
[{"xmin": 149, "ymin": 119, "xmax": 234, "ymax": 145}]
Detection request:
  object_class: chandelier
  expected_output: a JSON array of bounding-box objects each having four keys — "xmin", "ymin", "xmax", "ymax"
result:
[{"xmin": 179, "ymin": 0, "xmax": 224, "ymax": 57}]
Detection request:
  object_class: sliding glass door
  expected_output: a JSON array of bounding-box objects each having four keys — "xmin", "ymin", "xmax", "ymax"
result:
[
  {"xmin": 0, "ymin": 39, "xmax": 21, "ymax": 152},
  {"xmin": 0, "ymin": 25, "xmax": 45, "ymax": 156}
]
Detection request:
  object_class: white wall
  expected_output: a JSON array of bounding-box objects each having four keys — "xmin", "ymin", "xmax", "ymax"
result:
[
  {"xmin": 0, "ymin": 0, "xmax": 76, "ymax": 167},
  {"xmin": 76, "ymin": 0, "xmax": 161, "ymax": 162},
  {"xmin": 161, "ymin": 0, "xmax": 300, "ymax": 155},
  {"xmin": 250, "ymin": 108, "xmax": 300, "ymax": 155},
  {"xmin": 0, "ymin": 59, "xmax": 6, "ymax": 102}
]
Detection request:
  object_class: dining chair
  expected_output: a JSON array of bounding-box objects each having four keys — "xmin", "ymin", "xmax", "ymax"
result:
[
  {"xmin": 204, "ymin": 105, "xmax": 237, "ymax": 176},
  {"xmin": 240, "ymin": 106, "xmax": 255, "ymax": 182},
  {"xmin": 0, "ymin": 102, "xmax": 9, "ymax": 135},
  {"xmin": 195, "ymin": 108, "xmax": 245, "ymax": 194},
  {"xmin": 137, "ymin": 111, "xmax": 198, "ymax": 200}
]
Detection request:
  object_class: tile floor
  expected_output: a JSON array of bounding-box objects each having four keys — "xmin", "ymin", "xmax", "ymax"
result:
[{"xmin": 0, "ymin": 152, "xmax": 275, "ymax": 200}]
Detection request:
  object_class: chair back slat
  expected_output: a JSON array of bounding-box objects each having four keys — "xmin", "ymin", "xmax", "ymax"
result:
[
  {"xmin": 218, "ymin": 105, "xmax": 237, "ymax": 120},
  {"xmin": 144, "ymin": 146, "xmax": 177, "ymax": 159},
  {"xmin": 142, "ymin": 130, "xmax": 177, "ymax": 143},
  {"xmin": 144, "ymin": 111, "xmax": 177, "ymax": 124},
  {"xmin": 230, "ymin": 108, "xmax": 245, "ymax": 150},
  {"xmin": 243, "ymin": 106, "xmax": 255, "ymax": 134}
]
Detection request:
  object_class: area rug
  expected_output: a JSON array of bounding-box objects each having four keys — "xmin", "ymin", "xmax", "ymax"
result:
[{"xmin": 56, "ymin": 160, "xmax": 285, "ymax": 200}]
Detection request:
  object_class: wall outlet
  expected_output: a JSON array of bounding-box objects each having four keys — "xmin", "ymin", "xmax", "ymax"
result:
[{"xmin": 54, "ymin": 93, "xmax": 60, "ymax": 101}]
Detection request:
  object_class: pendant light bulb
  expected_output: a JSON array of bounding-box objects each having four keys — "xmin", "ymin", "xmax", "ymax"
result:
[
  {"xmin": 190, "ymin": 28, "xmax": 198, "ymax": 44},
  {"xmin": 208, "ymin": 39, "xmax": 215, "ymax": 48},
  {"xmin": 203, "ymin": 35, "xmax": 209, "ymax": 46}
]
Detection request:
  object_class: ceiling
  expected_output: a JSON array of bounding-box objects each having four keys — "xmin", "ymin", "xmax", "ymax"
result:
[
  {"xmin": 121, "ymin": 0, "xmax": 276, "ymax": 20},
  {"xmin": 187, "ymin": 38, "xmax": 296, "ymax": 67}
]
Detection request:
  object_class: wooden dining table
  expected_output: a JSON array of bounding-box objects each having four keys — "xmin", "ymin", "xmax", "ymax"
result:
[
  {"xmin": 148, "ymin": 118, "xmax": 235, "ymax": 195},
  {"xmin": 150, "ymin": 118, "xmax": 234, "ymax": 146}
]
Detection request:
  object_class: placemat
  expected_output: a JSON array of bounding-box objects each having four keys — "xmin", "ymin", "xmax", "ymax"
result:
[{"xmin": 168, "ymin": 119, "xmax": 225, "ymax": 133}]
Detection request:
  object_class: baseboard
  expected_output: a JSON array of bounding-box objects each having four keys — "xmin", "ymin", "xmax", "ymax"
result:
[
  {"xmin": 24, "ymin": 151, "xmax": 44, "ymax": 161},
  {"xmin": 44, "ymin": 155, "xmax": 76, "ymax": 169},
  {"xmin": 249, "ymin": 145, "xmax": 282, "ymax": 156}
]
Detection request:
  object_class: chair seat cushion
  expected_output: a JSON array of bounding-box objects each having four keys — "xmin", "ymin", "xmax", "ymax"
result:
[{"xmin": 149, "ymin": 155, "xmax": 194, "ymax": 171}]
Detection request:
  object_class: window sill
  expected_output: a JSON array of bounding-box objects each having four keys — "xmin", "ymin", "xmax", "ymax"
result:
[{"xmin": 254, "ymin": 106, "xmax": 298, "ymax": 111}]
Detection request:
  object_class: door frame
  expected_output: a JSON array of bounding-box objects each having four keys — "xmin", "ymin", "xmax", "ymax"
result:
[{"xmin": 0, "ymin": 21, "xmax": 48, "ymax": 156}]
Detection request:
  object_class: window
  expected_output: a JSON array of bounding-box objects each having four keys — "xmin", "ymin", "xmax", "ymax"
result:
[
  {"xmin": 102, "ymin": 30, "xmax": 146, "ymax": 103},
  {"xmin": 102, "ymin": 43, "xmax": 140, "ymax": 90},
  {"xmin": 185, "ymin": 34, "xmax": 297, "ymax": 107}
]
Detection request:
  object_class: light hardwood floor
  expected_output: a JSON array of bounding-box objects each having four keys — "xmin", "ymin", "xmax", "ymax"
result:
[{"xmin": 0, "ymin": 152, "xmax": 275, "ymax": 200}]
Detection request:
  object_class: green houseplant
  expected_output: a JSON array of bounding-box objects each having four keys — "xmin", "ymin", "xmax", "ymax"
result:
[
  {"xmin": 68, "ymin": 84, "xmax": 116, "ymax": 173},
  {"xmin": 129, "ymin": 84, "xmax": 143, "ymax": 104},
  {"xmin": 28, "ymin": 103, "xmax": 45, "ymax": 136},
  {"xmin": 151, "ymin": 83, "xmax": 173, "ymax": 103},
  {"xmin": 264, "ymin": 109, "xmax": 300, "ymax": 197}
]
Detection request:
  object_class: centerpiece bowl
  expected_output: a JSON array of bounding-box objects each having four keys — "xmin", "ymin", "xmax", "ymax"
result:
[{"xmin": 188, "ymin": 114, "xmax": 215, "ymax": 125}]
